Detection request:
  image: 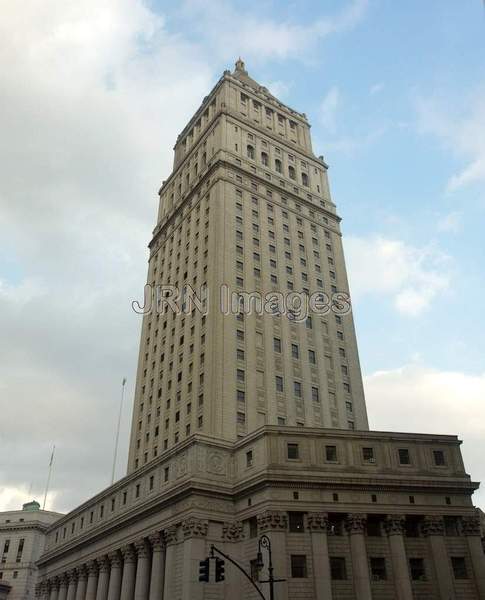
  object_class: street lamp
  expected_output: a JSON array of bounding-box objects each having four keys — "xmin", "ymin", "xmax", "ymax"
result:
[{"xmin": 256, "ymin": 534, "xmax": 285, "ymax": 600}]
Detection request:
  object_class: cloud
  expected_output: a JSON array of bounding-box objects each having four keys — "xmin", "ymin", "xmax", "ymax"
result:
[
  {"xmin": 345, "ymin": 236, "xmax": 451, "ymax": 316},
  {"xmin": 365, "ymin": 364, "xmax": 485, "ymax": 509},
  {"xmin": 416, "ymin": 86, "xmax": 485, "ymax": 192},
  {"xmin": 436, "ymin": 211, "xmax": 462, "ymax": 233},
  {"xmin": 319, "ymin": 86, "xmax": 340, "ymax": 132},
  {"xmin": 266, "ymin": 80, "xmax": 292, "ymax": 99}
]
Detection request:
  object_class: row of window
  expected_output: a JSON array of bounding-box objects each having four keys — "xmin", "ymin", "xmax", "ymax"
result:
[{"xmin": 0, "ymin": 538, "xmax": 24, "ymax": 563}]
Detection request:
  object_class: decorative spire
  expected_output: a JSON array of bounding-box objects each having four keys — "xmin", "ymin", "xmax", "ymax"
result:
[{"xmin": 234, "ymin": 58, "xmax": 247, "ymax": 74}]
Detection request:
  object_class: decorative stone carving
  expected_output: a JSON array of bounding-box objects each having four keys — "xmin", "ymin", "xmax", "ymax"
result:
[
  {"xmin": 66, "ymin": 569, "xmax": 78, "ymax": 584},
  {"xmin": 175, "ymin": 452, "xmax": 188, "ymax": 478},
  {"xmin": 49, "ymin": 577, "xmax": 60, "ymax": 591},
  {"xmin": 121, "ymin": 545, "xmax": 137, "ymax": 563},
  {"xmin": 345, "ymin": 514, "xmax": 367, "ymax": 534},
  {"xmin": 222, "ymin": 521, "xmax": 244, "ymax": 542},
  {"xmin": 76, "ymin": 565, "xmax": 88, "ymax": 581},
  {"xmin": 134, "ymin": 539, "xmax": 151, "ymax": 558},
  {"xmin": 182, "ymin": 517, "xmax": 208, "ymax": 539},
  {"xmin": 307, "ymin": 513, "xmax": 329, "ymax": 532},
  {"xmin": 34, "ymin": 583, "xmax": 42, "ymax": 598},
  {"xmin": 86, "ymin": 560, "xmax": 98, "ymax": 576},
  {"xmin": 164, "ymin": 525, "xmax": 178, "ymax": 545},
  {"xmin": 462, "ymin": 516, "xmax": 481, "ymax": 536},
  {"xmin": 207, "ymin": 450, "xmax": 226, "ymax": 475},
  {"xmin": 58, "ymin": 574, "xmax": 68, "ymax": 587},
  {"xmin": 422, "ymin": 516, "xmax": 445, "ymax": 536},
  {"xmin": 99, "ymin": 555, "xmax": 113, "ymax": 571},
  {"xmin": 384, "ymin": 515, "xmax": 406, "ymax": 535},
  {"xmin": 148, "ymin": 531, "xmax": 165, "ymax": 551},
  {"xmin": 257, "ymin": 511, "xmax": 288, "ymax": 532}
]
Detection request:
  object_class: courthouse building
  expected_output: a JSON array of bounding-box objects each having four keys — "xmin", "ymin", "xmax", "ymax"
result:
[{"xmin": 36, "ymin": 60, "xmax": 485, "ymax": 600}]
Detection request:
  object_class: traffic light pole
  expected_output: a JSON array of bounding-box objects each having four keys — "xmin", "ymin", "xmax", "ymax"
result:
[
  {"xmin": 256, "ymin": 534, "xmax": 286, "ymax": 600},
  {"xmin": 209, "ymin": 544, "xmax": 266, "ymax": 600}
]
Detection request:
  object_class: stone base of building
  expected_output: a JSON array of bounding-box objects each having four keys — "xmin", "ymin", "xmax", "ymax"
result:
[{"xmin": 36, "ymin": 426, "xmax": 485, "ymax": 600}]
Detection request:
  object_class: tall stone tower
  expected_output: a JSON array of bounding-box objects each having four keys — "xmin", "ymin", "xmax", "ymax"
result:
[
  {"xmin": 37, "ymin": 62, "xmax": 485, "ymax": 600},
  {"xmin": 128, "ymin": 59, "xmax": 368, "ymax": 473}
]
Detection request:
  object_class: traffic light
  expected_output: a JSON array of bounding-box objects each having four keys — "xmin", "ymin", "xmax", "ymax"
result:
[
  {"xmin": 199, "ymin": 558, "xmax": 210, "ymax": 582},
  {"xmin": 215, "ymin": 557, "xmax": 225, "ymax": 582}
]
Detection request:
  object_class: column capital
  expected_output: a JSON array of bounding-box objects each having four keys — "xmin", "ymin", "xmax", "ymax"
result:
[
  {"xmin": 99, "ymin": 555, "xmax": 112, "ymax": 571},
  {"xmin": 49, "ymin": 576, "xmax": 60, "ymax": 591},
  {"xmin": 345, "ymin": 513, "xmax": 367, "ymax": 534},
  {"xmin": 107, "ymin": 551, "xmax": 122, "ymax": 568},
  {"xmin": 66, "ymin": 570, "xmax": 78, "ymax": 584},
  {"xmin": 86, "ymin": 560, "xmax": 98, "ymax": 576},
  {"xmin": 121, "ymin": 544, "xmax": 137, "ymax": 563},
  {"xmin": 222, "ymin": 521, "xmax": 244, "ymax": 542},
  {"xmin": 257, "ymin": 510, "xmax": 288, "ymax": 532},
  {"xmin": 307, "ymin": 512, "xmax": 329, "ymax": 532},
  {"xmin": 76, "ymin": 566, "xmax": 88, "ymax": 581},
  {"xmin": 35, "ymin": 583, "xmax": 42, "ymax": 598},
  {"xmin": 58, "ymin": 574, "xmax": 68, "ymax": 587},
  {"xmin": 422, "ymin": 515, "xmax": 445, "ymax": 536},
  {"xmin": 384, "ymin": 515, "xmax": 406, "ymax": 536},
  {"xmin": 182, "ymin": 517, "xmax": 208, "ymax": 539},
  {"xmin": 134, "ymin": 538, "xmax": 151, "ymax": 558},
  {"xmin": 462, "ymin": 515, "xmax": 481, "ymax": 536},
  {"xmin": 164, "ymin": 525, "xmax": 178, "ymax": 545},
  {"xmin": 148, "ymin": 531, "xmax": 165, "ymax": 551}
]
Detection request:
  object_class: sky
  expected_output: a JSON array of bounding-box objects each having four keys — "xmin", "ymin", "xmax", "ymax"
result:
[{"xmin": 1, "ymin": 0, "xmax": 484, "ymax": 514}]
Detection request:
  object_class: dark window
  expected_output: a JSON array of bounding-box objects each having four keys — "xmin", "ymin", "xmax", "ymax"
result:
[
  {"xmin": 398, "ymin": 448, "xmax": 410, "ymax": 465},
  {"xmin": 362, "ymin": 447, "xmax": 375, "ymax": 462},
  {"xmin": 289, "ymin": 512, "xmax": 305, "ymax": 533},
  {"xmin": 325, "ymin": 445, "xmax": 337, "ymax": 462},
  {"xmin": 366, "ymin": 516, "xmax": 382, "ymax": 537},
  {"xmin": 290, "ymin": 555, "xmax": 307, "ymax": 578},
  {"xmin": 433, "ymin": 450, "xmax": 446, "ymax": 466},
  {"xmin": 405, "ymin": 516, "xmax": 421, "ymax": 537},
  {"xmin": 328, "ymin": 514, "xmax": 345, "ymax": 535},
  {"xmin": 330, "ymin": 557, "xmax": 347, "ymax": 580},
  {"xmin": 248, "ymin": 516, "xmax": 258, "ymax": 538},
  {"xmin": 370, "ymin": 557, "xmax": 387, "ymax": 581},
  {"xmin": 287, "ymin": 443, "xmax": 299, "ymax": 459},
  {"xmin": 246, "ymin": 451, "xmax": 253, "ymax": 467},
  {"xmin": 451, "ymin": 557, "xmax": 468, "ymax": 579},
  {"xmin": 409, "ymin": 558, "xmax": 426, "ymax": 581},
  {"xmin": 444, "ymin": 516, "xmax": 460, "ymax": 536}
]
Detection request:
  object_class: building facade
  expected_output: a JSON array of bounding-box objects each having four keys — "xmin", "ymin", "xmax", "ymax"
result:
[
  {"xmin": 0, "ymin": 502, "xmax": 62, "ymax": 600},
  {"xmin": 36, "ymin": 60, "xmax": 485, "ymax": 600}
]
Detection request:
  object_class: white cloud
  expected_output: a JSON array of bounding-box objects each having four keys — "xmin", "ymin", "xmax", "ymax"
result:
[
  {"xmin": 436, "ymin": 211, "xmax": 462, "ymax": 233},
  {"xmin": 365, "ymin": 364, "xmax": 485, "ymax": 509},
  {"xmin": 319, "ymin": 86, "xmax": 340, "ymax": 132},
  {"xmin": 345, "ymin": 236, "xmax": 451, "ymax": 316},
  {"xmin": 266, "ymin": 80, "xmax": 291, "ymax": 99},
  {"xmin": 416, "ymin": 87, "xmax": 485, "ymax": 192}
]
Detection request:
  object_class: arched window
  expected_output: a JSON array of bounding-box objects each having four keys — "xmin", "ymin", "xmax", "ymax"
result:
[
  {"xmin": 202, "ymin": 152, "xmax": 206, "ymax": 165},
  {"xmin": 288, "ymin": 165, "xmax": 296, "ymax": 180},
  {"xmin": 261, "ymin": 152, "xmax": 268, "ymax": 166},
  {"xmin": 275, "ymin": 159, "xmax": 282, "ymax": 173},
  {"xmin": 247, "ymin": 145, "xmax": 255, "ymax": 159},
  {"xmin": 302, "ymin": 172, "xmax": 309, "ymax": 187}
]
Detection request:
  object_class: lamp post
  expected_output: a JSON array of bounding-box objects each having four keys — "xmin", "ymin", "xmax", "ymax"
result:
[{"xmin": 256, "ymin": 534, "xmax": 285, "ymax": 600}]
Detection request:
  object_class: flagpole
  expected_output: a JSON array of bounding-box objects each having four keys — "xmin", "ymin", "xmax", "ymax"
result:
[
  {"xmin": 42, "ymin": 445, "xmax": 55, "ymax": 510},
  {"xmin": 111, "ymin": 378, "xmax": 127, "ymax": 485}
]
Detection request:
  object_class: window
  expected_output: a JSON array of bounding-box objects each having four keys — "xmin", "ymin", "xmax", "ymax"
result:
[
  {"xmin": 291, "ymin": 555, "xmax": 307, "ymax": 578},
  {"xmin": 275, "ymin": 376, "xmax": 284, "ymax": 392},
  {"xmin": 370, "ymin": 557, "xmax": 387, "ymax": 581},
  {"xmin": 275, "ymin": 159, "xmax": 282, "ymax": 173},
  {"xmin": 362, "ymin": 447, "xmax": 375, "ymax": 462},
  {"xmin": 288, "ymin": 165, "xmax": 296, "ymax": 180},
  {"xmin": 330, "ymin": 557, "xmax": 347, "ymax": 580},
  {"xmin": 261, "ymin": 152, "xmax": 268, "ymax": 166},
  {"xmin": 291, "ymin": 344, "xmax": 299, "ymax": 359},
  {"xmin": 451, "ymin": 557, "xmax": 468, "ymax": 579},
  {"xmin": 367, "ymin": 516, "xmax": 382, "ymax": 536},
  {"xmin": 247, "ymin": 145, "xmax": 255, "ymax": 159},
  {"xmin": 273, "ymin": 337, "xmax": 281, "ymax": 352},
  {"xmin": 409, "ymin": 558, "xmax": 426, "ymax": 581},
  {"xmin": 289, "ymin": 512, "xmax": 305, "ymax": 532},
  {"xmin": 246, "ymin": 450, "xmax": 253, "ymax": 467},
  {"xmin": 399, "ymin": 448, "xmax": 411, "ymax": 465},
  {"xmin": 444, "ymin": 516, "xmax": 459, "ymax": 536},
  {"xmin": 433, "ymin": 450, "xmax": 446, "ymax": 466},
  {"xmin": 248, "ymin": 516, "xmax": 257, "ymax": 538},
  {"xmin": 311, "ymin": 387, "xmax": 319, "ymax": 402},
  {"xmin": 325, "ymin": 445, "xmax": 337, "ymax": 462},
  {"xmin": 302, "ymin": 173, "xmax": 309, "ymax": 186},
  {"xmin": 293, "ymin": 381, "xmax": 302, "ymax": 397},
  {"xmin": 308, "ymin": 350, "xmax": 316, "ymax": 364},
  {"xmin": 287, "ymin": 443, "xmax": 299, "ymax": 459}
]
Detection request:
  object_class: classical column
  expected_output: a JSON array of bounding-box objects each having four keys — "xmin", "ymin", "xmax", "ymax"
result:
[
  {"xmin": 423, "ymin": 516, "xmax": 456, "ymax": 600},
  {"xmin": 222, "ymin": 522, "xmax": 245, "ymax": 600},
  {"xmin": 40, "ymin": 581, "xmax": 49, "ymax": 600},
  {"xmin": 85, "ymin": 561, "xmax": 98, "ymax": 600},
  {"xmin": 106, "ymin": 552, "xmax": 122, "ymax": 600},
  {"xmin": 307, "ymin": 513, "xmax": 333, "ymax": 600},
  {"xmin": 58, "ymin": 575, "xmax": 68, "ymax": 600},
  {"xmin": 120, "ymin": 545, "xmax": 137, "ymax": 600},
  {"xmin": 384, "ymin": 515, "xmax": 413, "ymax": 600},
  {"xmin": 66, "ymin": 570, "xmax": 78, "ymax": 600},
  {"xmin": 134, "ymin": 539, "xmax": 151, "ymax": 600},
  {"xmin": 75, "ymin": 567, "xmax": 88, "ymax": 600},
  {"xmin": 257, "ymin": 511, "xmax": 289, "ymax": 600},
  {"xmin": 48, "ymin": 577, "xmax": 60, "ymax": 600},
  {"xmin": 462, "ymin": 515, "xmax": 485, "ymax": 599},
  {"xmin": 345, "ymin": 514, "xmax": 372, "ymax": 600},
  {"xmin": 148, "ymin": 532, "xmax": 166, "ymax": 600},
  {"xmin": 96, "ymin": 556, "xmax": 111, "ymax": 600},
  {"xmin": 163, "ymin": 527, "xmax": 178, "ymax": 600},
  {"xmin": 181, "ymin": 518, "xmax": 209, "ymax": 600}
]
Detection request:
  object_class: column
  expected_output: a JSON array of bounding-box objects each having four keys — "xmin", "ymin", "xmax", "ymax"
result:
[
  {"xmin": 49, "ymin": 577, "xmax": 60, "ymax": 600},
  {"xmin": 462, "ymin": 515, "xmax": 485, "ymax": 600},
  {"xmin": 40, "ymin": 581, "xmax": 49, "ymax": 600},
  {"xmin": 345, "ymin": 514, "xmax": 372, "ymax": 600},
  {"xmin": 120, "ymin": 545, "xmax": 137, "ymax": 600},
  {"xmin": 222, "ymin": 522, "xmax": 245, "ymax": 600},
  {"xmin": 307, "ymin": 513, "xmax": 333, "ymax": 600},
  {"xmin": 384, "ymin": 516, "xmax": 413, "ymax": 600},
  {"xmin": 423, "ymin": 516, "xmax": 456, "ymax": 600},
  {"xmin": 181, "ymin": 518, "xmax": 208, "ymax": 600},
  {"xmin": 85, "ymin": 561, "xmax": 98, "ymax": 600},
  {"xmin": 257, "ymin": 511, "xmax": 289, "ymax": 600},
  {"xmin": 58, "ymin": 575, "xmax": 68, "ymax": 600},
  {"xmin": 96, "ymin": 556, "xmax": 111, "ymax": 600},
  {"xmin": 66, "ymin": 571, "xmax": 78, "ymax": 600},
  {"xmin": 75, "ymin": 567, "xmax": 88, "ymax": 600},
  {"xmin": 148, "ymin": 532, "xmax": 166, "ymax": 600},
  {"xmin": 106, "ymin": 552, "xmax": 122, "ymax": 600},
  {"xmin": 134, "ymin": 539, "xmax": 151, "ymax": 600},
  {"xmin": 163, "ymin": 526, "xmax": 178, "ymax": 600}
]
